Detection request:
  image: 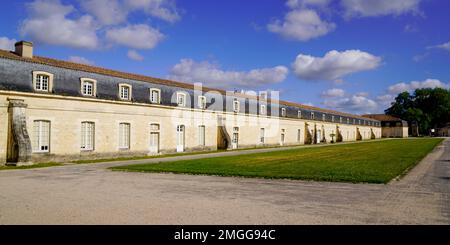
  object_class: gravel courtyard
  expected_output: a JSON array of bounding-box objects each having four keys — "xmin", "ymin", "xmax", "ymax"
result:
[{"xmin": 0, "ymin": 139, "xmax": 449, "ymax": 224}]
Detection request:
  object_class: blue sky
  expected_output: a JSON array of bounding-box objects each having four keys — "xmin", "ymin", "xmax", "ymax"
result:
[{"xmin": 0, "ymin": 0, "xmax": 449, "ymax": 114}]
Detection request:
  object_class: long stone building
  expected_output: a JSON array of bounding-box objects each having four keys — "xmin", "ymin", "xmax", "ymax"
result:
[{"xmin": 0, "ymin": 41, "xmax": 382, "ymax": 165}]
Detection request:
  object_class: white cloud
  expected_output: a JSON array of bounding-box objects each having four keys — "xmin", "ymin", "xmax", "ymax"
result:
[
  {"xmin": 323, "ymin": 94, "xmax": 378, "ymax": 114},
  {"xmin": 341, "ymin": 0, "xmax": 421, "ymax": 18},
  {"xmin": 388, "ymin": 79, "xmax": 450, "ymax": 94},
  {"xmin": 20, "ymin": 0, "xmax": 99, "ymax": 49},
  {"xmin": 168, "ymin": 59, "xmax": 289, "ymax": 89},
  {"xmin": 106, "ymin": 24, "xmax": 164, "ymax": 49},
  {"xmin": 127, "ymin": 50, "xmax": 144, "ymax": 61},
  {"xmin": 81, "ymin": 0, "xmax": 127, "ymax": 26},
  {"xmin": 292, "ymin": 50, "xmax": 381, "ymax": 81},
  {"xmin": 68, "ymin": 56, "xmax": 94, "ymax": 65},
  {"xmin": 267, "ymin": 9, "xmax": 335, "ymax": 41},
  {"xmin": 428, "ymin": 41, "xmax": 450, "ymax": 52},
  {"xmin": 0, "ymin": 37, "xmax": 17, "ymax": 50},
  {"xmin": 321, "ymin": 88, "xmax": 345, "ymax": 98},
  {"xmin": 124, "ymin": 0, "xmax": 181, "ymax": 23},
  {"xmin": 286, "ymin": 0, "xmax": 331, "ymax": 9},
  {"xmin": 355, "ymin": 92, "xmax": 369, "ymax": 97}
]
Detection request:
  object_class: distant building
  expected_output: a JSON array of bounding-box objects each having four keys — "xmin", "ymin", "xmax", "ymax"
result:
[
  {"xmin": 363, "ymin": 114, "xmax": 408, "ymax": 138},
  {"xmin": 436, "ymin": 123, "xmax": 450, "ymax": 137}
]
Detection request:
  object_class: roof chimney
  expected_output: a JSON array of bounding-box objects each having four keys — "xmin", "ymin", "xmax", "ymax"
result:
[{"xmin": 14, "ymin": 41, "xmax": 33, "ymax": 59}]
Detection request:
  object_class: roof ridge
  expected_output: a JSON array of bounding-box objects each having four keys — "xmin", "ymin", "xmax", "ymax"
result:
[{"xmin": 0, "ymin": 49, "xmax": 376, "ymax": 121}]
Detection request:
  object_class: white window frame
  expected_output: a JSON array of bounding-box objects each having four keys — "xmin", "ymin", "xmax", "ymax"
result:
[
  {"xmin": 332, "ymin": 116, "xmax": 335, "ymax": 122},
  {"xmin": 32, "ymin": 71, "xmax": 54, "ymax": 93},
  {"xmin": 298, "ymin": 110, "xmax": 302, "ymax": 118},
  {"xmin": 150, "ymin": 88, "xmax": 161, "ymax": 104},
  {"xmin": 233, "ymin": 99, "xmax": 240, "ymax": 113},
  {"xmin": 33, "ymin": 120, "xmax": 50, "ymax": 153},
  {"xmin": 322, "ymin": 114, "xmax": 326, "ymax": 121},
  {"xmin": 198, "ymin": 96, "xmax": 207, "ymax": 109},
  {"xmin": 119, "ymin": 83, "xmax": 132, "ymax": 101},
  {"xmin": 150, "ymin": 123, "xmax": 160, "ymax": 153},
  {"xmin": 80, "ymin": 78, "xmax": 97, "ymax": 97},
  {"xmin": 347, "ymin": 118, "xmax": 350, "ymax": 124},
  {"xmin": 260, "ymin": 104, "xmax": 266, "ymax": 115},
  {"xmin": 118, "ymin": 123, "xmax": 131, "ymax": 150},
  {"xmin": 311, "ymin": 112, "xmax": 315, "ymax": 120},
  {"xmin": 198, "ymin": 125, "xmax": 206, "ymax": 146},
  {"xmin": 340, "ymin": 117, "xmax": 343, "ymax": 124},
  {"xmin": 177, "ymin": 92, "xmax": 187, "ymax": 107},
  {"xmin": 81, "ymin": 122, "xmax": 95, "ymax": 151},
  {"xmin": 280, "ymin": 129, "xmax": 286, "ymax": 145},
  {"xmin": 281, "ymin": 108, "xmax": 286, "ymax": 117},
  {"xmin": 259, "ymin": 92, "xmax": 267, "ymax": 100}
]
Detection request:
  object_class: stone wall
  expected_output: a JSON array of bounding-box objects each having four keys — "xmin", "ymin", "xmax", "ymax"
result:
[{"xmin": 0, "ymin": 91, "xmax": 382, "ymax": 164}]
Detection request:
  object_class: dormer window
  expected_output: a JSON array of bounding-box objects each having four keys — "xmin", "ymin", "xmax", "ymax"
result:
[
  {"xmin": 177, "ymin": 92, "xmax": 186, "ymax": 107},
  {"xmin": 332, "ymin": 116, "xmax": 335, "ymax": 122},
  {"xmin": 298, "ymin": 110, "xmax": 301, "ymax": 118},
  {"xmin": 119, "ymin": 84, "xmax": 132, "ymax": 101},
  {"xmin": 311, "ymin": 112, "xmax": 315, "ymax": 120},
  {"xmin": 233, "ymin": 98, "xmax": 240, "ymax": 113},
  {"xmin": 150, "ymin": 88, "xmax": 161, "ymax": 104},
  {"xmin": 322, "ymin": 114, "xmax": 326, "ymax": 121},
  {"xmin": 281, "ymin": 108, "xmax": 286, "ymax": 117},
  {"xmin": 198, "ymin": 96, "xmax": 206, "ymax": 109},
  {"xmin": 347, "ymin": 118, "xmax": 350, "ymax": 124},
  {"xmin": 80, "ymin": 78, "xmax": 96, "ymax": 96},
  {"xmin": 32, "ymin": 71, "xmax": 54, "ymax": 93},
  {"xmin": 260, "ymin": 92, "xmax": 267, "ymax": 100},
  {"xmin": 340, "ymin": 117, "xmax": 343, "ymax": 124}
]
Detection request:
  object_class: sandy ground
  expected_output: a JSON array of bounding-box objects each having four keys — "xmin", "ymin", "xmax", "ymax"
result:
[{"xmin": 0, "ymin": 139, "xmax": 448, "ymax": 224}]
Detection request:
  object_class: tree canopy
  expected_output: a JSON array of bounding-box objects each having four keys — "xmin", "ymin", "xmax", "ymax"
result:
[{"xmin": 385, "ymin": 88, "xmax": 450, "ymax": 134}]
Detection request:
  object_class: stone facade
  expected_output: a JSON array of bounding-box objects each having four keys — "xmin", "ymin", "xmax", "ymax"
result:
[{"xmin": 0, "ymin": 46, "xmax": 382, "ymax": 165}]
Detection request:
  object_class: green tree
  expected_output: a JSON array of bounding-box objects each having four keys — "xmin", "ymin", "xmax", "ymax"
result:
[{"xmin": 385, "ymin": 88, "xmax": 450, "ymax": 135}]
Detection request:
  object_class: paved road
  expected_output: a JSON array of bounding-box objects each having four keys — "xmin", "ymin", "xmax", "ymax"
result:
[{"xmin": 0, "ymin": 139, "xmax": 448, "ymax": 224}]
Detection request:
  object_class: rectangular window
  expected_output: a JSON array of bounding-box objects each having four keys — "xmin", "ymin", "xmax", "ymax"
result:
[
  {"xmin": 332, "ymin": 116, "xmax": 335, "ymax": 122},
  {"xmin": 322, "ymin": 114, "xmax": 326, "ymax": 121},
  {"xmin": 198, "ymin": 125, "xmax": 206, "ymax": 146},
  {"xmin": 260, "ymin": 104, "xmax": 266, "ymax": 115},
  {"xmin": 340, "ymin": 117, "xmax": 343, "ymax": 124},
  {"xmin": 35, "ymin": 75, "xmax": 49, "ymax": 91},
  {"xmin": 298, "ymin": 110, "xmax": 302, "ymax": 118},
  {"xmin": 120, "ymin": 85, "xmax": 131, "ymax": 100},
  {"xmin": 81, "ymin": 122, "xmax": 95, "ymax": 151},
  {"xmin": 311, "ymin": 112, "xmax": 315, "ymax": 120},
  {"xmin": 281, "ymin": 129, "xmax": 285, "ymax": 145},
  {"xmin": 119, "ymin": 123, "xmax": 130, "ymax": 149},
  {"xmin": 198, "ymin": 96, "xmax": 206, "ymax": 109},
  {"xmin": 82, "ymin": 81, "xmax": 94, "ymax": 96},
  {"xmin": 150, "ymin": 89, "xmax": 161, "ymax": 104},
  {"xmin": 177, "ymin": 92, "xmax": 186, "ymax": 107},
  {"xmin": 281, "ymin": 108, "xmax": 286, "ymax": 117},
  {"xmin": 33, "ymin": 120, "xmax": 50, "ymax": 152},
  {"xmin": 347, "ymin": 118, "xmax": 350, "ymax": 124},
  {"xmin": 233, "ymin": 99, "xmax": 240, "ymax": 113},
  {"xmin": 297, "ymin": 129, "xmax": 301, "ymax": 142},
  {"xmin": 260, "ymin": 128, "xmax": 265, "ymax": 144}
]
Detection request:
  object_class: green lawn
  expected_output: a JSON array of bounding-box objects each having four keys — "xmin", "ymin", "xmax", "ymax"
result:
[
  {"xmin": 0, "ymin": 162, "xmax": 62, "ymax": 171},
  {"xmin": 111, "ymin": 138, "xmax": 443, "ymax": 184}
]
